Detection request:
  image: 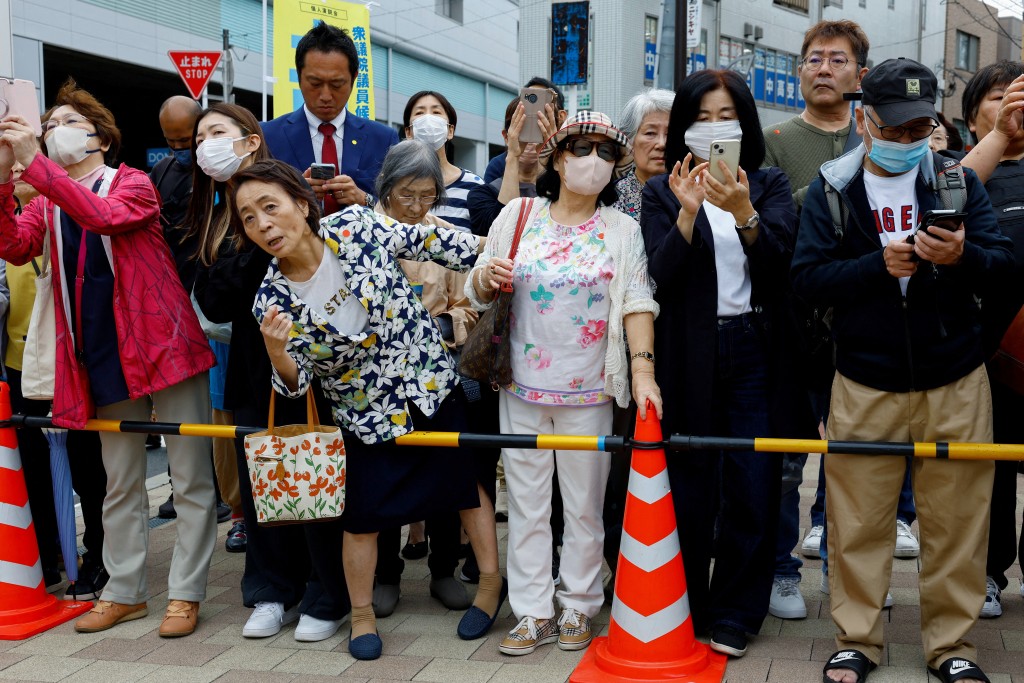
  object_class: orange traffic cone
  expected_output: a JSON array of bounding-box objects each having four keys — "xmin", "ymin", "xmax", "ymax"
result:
[
  {"xmin": 571, "ymin": 404, "xmax": 727, "ymax": 682},
  {"xmin": 0, "ymin": 383, "xmax": 92, "ymax": 640}
]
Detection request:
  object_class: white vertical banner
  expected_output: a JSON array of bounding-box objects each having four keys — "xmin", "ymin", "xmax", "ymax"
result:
[{"xmin": 686, "ymin": 0, "xmax": 702, "ymax": 50}]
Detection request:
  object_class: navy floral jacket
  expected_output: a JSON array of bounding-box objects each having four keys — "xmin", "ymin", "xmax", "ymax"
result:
[{"xmin": 252, "ymin": 205, "xmax": 480, "ymax": 444}]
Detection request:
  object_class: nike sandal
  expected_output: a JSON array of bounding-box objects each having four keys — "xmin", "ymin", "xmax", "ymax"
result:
[
  {"xmin": 822, "ymin": 649, "xmax": 876, "ymax": 683},
  {"xmin": 928, "ymin": 657, "xmax": 990, "ymax": 683}
]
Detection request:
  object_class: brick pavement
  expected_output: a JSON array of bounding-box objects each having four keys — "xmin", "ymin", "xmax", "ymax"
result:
[{"xmin": 0, "ymin": 455, "xmax": 1021, "ymax": 682}]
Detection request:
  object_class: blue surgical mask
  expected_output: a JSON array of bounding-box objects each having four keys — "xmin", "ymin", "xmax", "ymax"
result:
[
  {"xmin": 866, "ymin": 127, "xmax": 930, "ymax": 174},
  {"xmin": 172, "ymin": 148, "xmax": 193, "ymax": 169}
]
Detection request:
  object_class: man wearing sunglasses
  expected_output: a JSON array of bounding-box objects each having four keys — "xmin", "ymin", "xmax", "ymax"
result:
[{"xmin": 792, "ymin": 58, "xmax": 1011, "ymax": 683}]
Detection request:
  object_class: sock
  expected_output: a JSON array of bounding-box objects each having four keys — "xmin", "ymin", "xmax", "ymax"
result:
[
  {"xmin": 350, "ymin": 604, "xmax": 376, "ymax": 639},
  {"xmin": 473, "ymin": 571, "xmax": 503, "ymax": 615}
]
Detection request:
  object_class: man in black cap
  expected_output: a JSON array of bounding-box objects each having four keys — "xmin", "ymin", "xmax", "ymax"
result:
[{"xmin": 792, "ymin": 58, "xmax": 1011, "ymax": 683}]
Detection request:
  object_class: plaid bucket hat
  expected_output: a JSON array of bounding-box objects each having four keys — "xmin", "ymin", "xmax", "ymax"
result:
[{"xmin": 540, "ymin": 110, "xmax": 634, "ymax": 178}]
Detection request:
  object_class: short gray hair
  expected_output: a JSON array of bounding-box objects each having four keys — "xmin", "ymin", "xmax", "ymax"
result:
[
  {"xmin": 618, "ymin": 88, "xmax": 676, "ymax": 140},
  {"xmin": 376, "ymin": 139, "xmax": 447, "ymax": 210}
]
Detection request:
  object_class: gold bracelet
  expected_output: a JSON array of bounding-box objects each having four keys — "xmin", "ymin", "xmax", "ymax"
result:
[{"xmin": 630, "ymin": 351, "xmax": 655, "ymax": 365}]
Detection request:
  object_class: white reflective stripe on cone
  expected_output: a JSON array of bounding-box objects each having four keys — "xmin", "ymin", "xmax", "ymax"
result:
[
  {"xmin": 611, "ymin": 593, "xmax": 690, "ymax": 644},
  {"xmin": 619, "ymin": 528, "xmax": 680, "ymax": 573},
  {"xmin": 626, "ymin": 466, "xmax": 671, "ymax": 505},
  {"xmin": 0, "ymin": 558, "xmax": 43, "ymax": 589},
  {"xmin": 0, "ymin": 500, "xmax": 33, "ymax": 529},
  {"xmin": 0, "ymin": 445, "xmax": 21, "ymax": 472}
]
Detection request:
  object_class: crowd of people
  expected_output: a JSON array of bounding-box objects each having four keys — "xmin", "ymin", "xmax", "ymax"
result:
[{"xmin": 1, "ymin": 17, "xmax": 1022, "ymax": 683}]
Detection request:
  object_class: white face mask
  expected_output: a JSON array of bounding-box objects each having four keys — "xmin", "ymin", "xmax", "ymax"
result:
[
  {"xmin": 411, "ymin": 114, "xmax": 450, "ymax": 151},
  {"xmin": 197, "ymin": 136, "xmax": 250, "ymax": 181},
  {"xmin": 684, "ymin": 120, "xmax": 743, "ymax": 160},
  {"xmin": 46, "ymin": 126, "xmax": 100, "ymax": 167},
  {"xmin": 562, "ymin": 153, "xmax": 615, "ymax": 196}
]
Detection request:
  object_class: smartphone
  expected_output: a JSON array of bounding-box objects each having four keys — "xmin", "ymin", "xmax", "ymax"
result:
[
  {"xmin": 519, "ymin": 87, "xmax": 554, "ymax": 144},
  {"xmin": 309, "ymin": 162, "xmax": 337, "ymax": 180},
  {"xmin": 0, "ymin": 79, "xmax": 42, "ymax": 136},
  {"xmin": 707, "ymin": 139, "xmax": 741, "ymax": 184},
  {"xmin": 917, "ymin": 209, "xmax": 967, "ymax": 235}
]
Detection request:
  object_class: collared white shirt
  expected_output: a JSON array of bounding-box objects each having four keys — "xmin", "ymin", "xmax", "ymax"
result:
[{"xmin": 304, "ymin": 105, "xmax": 347, "ymax": 169}]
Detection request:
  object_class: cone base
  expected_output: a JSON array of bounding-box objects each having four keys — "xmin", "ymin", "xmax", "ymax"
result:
[
  {"xmin": 570, "ymin": 636, "xmax": 727, "ymax": 683},
  {"xmin": 0, "ymin": 595, "xmax": 93, "ymax": 640}
]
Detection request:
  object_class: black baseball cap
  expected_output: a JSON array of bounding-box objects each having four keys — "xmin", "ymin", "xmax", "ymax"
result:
[{"xmin": 861, "ymin": 58, "xmax": 938, "ymax": 126}]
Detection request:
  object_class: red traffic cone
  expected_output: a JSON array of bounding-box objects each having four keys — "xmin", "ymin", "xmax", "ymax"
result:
[
  {"xmin": 0, "ymin": 383, "xmax": 92, "ymax": 640},
  {"xmin": 571, "ymin": 403, "xmax": 726, "ymax": 682}
]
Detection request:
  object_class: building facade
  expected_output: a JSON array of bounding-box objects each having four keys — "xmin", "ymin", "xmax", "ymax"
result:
[{"xmin": 940, "ymin": 0, "xmax": 1003, "ymax": 144}]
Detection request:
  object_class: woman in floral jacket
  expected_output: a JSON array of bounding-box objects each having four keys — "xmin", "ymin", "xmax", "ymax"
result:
[{"xmin": 230, "ymin": 159, "xmax": 485, "ymax": 661}]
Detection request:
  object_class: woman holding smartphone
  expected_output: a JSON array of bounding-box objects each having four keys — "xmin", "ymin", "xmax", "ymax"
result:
[{"xmin": 640, "ymin": 69, "xmax": 809, "ymax": 658}]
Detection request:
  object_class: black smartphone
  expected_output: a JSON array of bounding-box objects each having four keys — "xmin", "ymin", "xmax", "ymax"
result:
[
  {"xmin": 917, "ymin": 209, "xmax": 967, "ymax": 236},
  {"xmin": 309, "ymin": 162, "xmax": 337, "ymax": 180}
]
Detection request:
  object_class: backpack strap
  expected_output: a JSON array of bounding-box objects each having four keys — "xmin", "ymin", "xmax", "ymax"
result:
[
  {"xmin": 933, "ymin": 155, "xmax": 967, "ymax": 212},
  {"xmin": 823, "ymin": 179, "xmax": 846, "ymax": 241}
]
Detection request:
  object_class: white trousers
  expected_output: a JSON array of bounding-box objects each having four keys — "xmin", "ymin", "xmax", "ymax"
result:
[
  {"xmin": 500, "ymin": 391, "xmax": 611, "ymax": 620},
  {"xmin": 98, "ymin": 373, "xmax": 216, "ymax": 604}
]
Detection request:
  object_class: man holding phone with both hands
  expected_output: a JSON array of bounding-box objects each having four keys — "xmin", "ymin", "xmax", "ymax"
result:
[{"xmin": 792, "ymin": 58, "xmax": 1012, "ymax": 683}]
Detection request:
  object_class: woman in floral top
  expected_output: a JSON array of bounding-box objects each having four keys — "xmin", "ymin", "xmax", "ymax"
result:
[
  {"xmin": 466, "ymin": 112, "xmax": 663, "ymax": 656},
  {"xmin": 612, "ymin": 89, "xmax": 675, "ymax": 220},
  {"xmin": 230, "ymin": 159, "xmax": 484, "ymax": 661}
]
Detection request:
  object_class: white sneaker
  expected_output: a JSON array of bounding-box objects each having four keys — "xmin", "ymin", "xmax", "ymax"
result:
[
  {"xmin": 294, "ymin": 613, "xmax": 346, "ymax": 641},
  {"xmin": 242, "ymin": 601, "xmax": 299, "ymax": 638},
  {"xmin": 821, "ymin": 574, "xmax": 892, "ymax": 607},
  {"xmin": 768, "ymin": 577, "xmax": 807, "ymax": 619},
  {"xmin": 981, "ymin": 576, "xmax": 1002, "ymax": 619},
  {"xmin": 894, "ymin": 519, "xmax": 920, "ymax": 558},
  {"xmin": 801, "ymin": 525, "xmax": 824, "ymax": 559}
]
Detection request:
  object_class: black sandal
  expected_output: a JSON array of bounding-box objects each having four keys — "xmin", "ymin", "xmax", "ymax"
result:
[
  {"xmin": 822, "ymin": 649, "xmax": 876, "ymax": 683},
  {"xmin": 928, "ymin": 658, "xmax": 990, "ymax": 683}
]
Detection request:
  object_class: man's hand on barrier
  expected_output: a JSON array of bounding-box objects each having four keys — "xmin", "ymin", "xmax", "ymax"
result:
[{"xmin": 884, "ymin": 238, "xmax": 918, "ymax": 278}]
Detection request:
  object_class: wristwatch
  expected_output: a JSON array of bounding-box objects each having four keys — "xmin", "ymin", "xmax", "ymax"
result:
[
  {"xmin": 364, "ymin": 192, "xmax": 375, "ymax": 208},
  {"xmin": 736, "ymin": 212, "xmax": 760, "ymax": 231}
]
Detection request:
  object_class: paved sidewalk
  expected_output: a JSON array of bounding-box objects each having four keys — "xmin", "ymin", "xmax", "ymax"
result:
[{"xmin": 0, "ymin": 455, "xmax": 1022, "ymax": 682}]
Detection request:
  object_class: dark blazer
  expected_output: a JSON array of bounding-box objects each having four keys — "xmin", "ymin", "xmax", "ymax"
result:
[
  {"xmin": 641, "ymin": 167, "xmax": 816, "ymax": 441},
  {"xmin": 261, "ymin": 107, "xmax": 399, "ymax": 195}
]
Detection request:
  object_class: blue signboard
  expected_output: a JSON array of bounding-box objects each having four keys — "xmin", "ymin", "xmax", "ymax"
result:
[
  {"xmin": 644, "ymin": 41, "xmax": 656, "ymax": 81},
  {"xmin": 551, "ymin": 1, "xmax": 589, "ymax": 85},
  {"xmin": 765, "ymin": 52, "xmax": 776, "ymax": 104},
  {"xmin": 147, "ymin": 147, "xmax": 171, "ymax": 169},
  {"xmin": 787, "ymin": 73, "xmax": 798, "ymax": 108},
  {"xmin": 796, "ymin": 78, "xmax": 806, "ymax": 109},
  {"xmin": 775, "ymin": 54, "xmax": 788, "ymax": 107},
  {"xmin": 688, "ymin": 52, "xmax": 707, "ymax": 75},
  {"xmin": 753, "ymin": 49, "xmax": 766, "ymax": 101}
]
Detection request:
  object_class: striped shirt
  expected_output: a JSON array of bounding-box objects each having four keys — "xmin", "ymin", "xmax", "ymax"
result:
[{"xmin": 433, "ymin": 169, "xmax": 484, "ymax": 232}]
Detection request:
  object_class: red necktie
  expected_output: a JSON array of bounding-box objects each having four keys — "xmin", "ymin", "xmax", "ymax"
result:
[{"xmin": 319, "ymin": 122, "xmax": 339, "ymax": 215}]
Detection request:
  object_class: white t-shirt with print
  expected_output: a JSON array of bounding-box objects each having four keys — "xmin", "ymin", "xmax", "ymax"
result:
[
  {"xmin": 863, "ymin": 168, "xmax": 919, "ymax": 296},
  {"xmin": 285, "ymin": 246, "xmax": 369, "ymax": 336}
]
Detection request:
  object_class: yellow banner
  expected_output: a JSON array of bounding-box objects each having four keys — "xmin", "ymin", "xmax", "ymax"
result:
[{"xmin": 272, "ymin": 0, "xmax": 375, "ymax": 120}]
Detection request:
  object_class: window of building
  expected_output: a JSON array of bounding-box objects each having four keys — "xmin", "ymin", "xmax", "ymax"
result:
[
  {"xmin": 644, "ymin": 15, "xmax": 659, "ymax": 84},
  {"xmin": 824, "ymin": 0, "xmax": 843, "ymax": 7},
  {"xmin": 956, "ymin": 31, "xmax": 980, "ymax": 71},
  {"xmin": 774, "ymin": 0, "xmax": 809, "ymax": 11},
  {"xmin": 859, "ymin": 0, "xmax": 866, "ymax": 7},
  {"xmin": 888, "ymin": 0, "xmax": 894, "ymax": 8},
  {"xmin": 436, "ymin": 0, "xmax": 463, "ymax": 23}
]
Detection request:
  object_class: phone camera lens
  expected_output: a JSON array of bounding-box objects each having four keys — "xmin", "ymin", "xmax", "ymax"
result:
[
  {"xmin": 0, "ymin": 100, "xmax": 7, "ymax": 117},
  {"xmin": 524, "ymin": 94, "xmax": 537, "ymax": 104}
]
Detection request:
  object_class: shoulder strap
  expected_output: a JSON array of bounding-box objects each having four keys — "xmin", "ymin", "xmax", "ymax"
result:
[
  {"xmin": 823, "ymin": 180, "xmax": 846, "ymax": 241},
  {"xmin": 933, "ymin": 155, "xmax": 967, "ymax": 213},
  {"xmin": 501, "ymin": 199, "xmax": 534, "ymax": 295}
]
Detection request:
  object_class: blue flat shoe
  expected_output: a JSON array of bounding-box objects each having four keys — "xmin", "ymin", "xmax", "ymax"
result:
[
  {"xmin": 349, "ymin": 631, "xmax": 383, "ymax": 660},
  {"xmin": 457, "ymin": 577, "xmax": 508, "ymax": 640}
]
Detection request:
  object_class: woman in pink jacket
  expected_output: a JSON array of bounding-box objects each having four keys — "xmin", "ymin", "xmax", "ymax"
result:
[{"xmin": 0, "ymin": 80, "xmax": 216, "ymax": 638}]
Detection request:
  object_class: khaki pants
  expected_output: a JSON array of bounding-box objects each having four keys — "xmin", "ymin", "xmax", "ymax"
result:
[
  {"xmin": 211, "ymin": 408, "xmax": 241, "ymax": 513},
  {"xmin": 824, "ymin": 366, "xmax": 994, "ymax": 668}
]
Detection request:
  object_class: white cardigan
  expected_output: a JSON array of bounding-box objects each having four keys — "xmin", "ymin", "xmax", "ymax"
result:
[{"xmin": 465, "ymin": 197, "xmax": 659, "ymax": 408}]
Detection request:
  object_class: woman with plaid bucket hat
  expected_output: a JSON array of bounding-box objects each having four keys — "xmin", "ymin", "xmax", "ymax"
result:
[{"xmin": 466, "ymin": 110, "xmax": 663, "ymax": 656}]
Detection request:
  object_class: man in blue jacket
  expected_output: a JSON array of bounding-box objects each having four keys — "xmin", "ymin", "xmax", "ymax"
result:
[
  {"xmin": 262, "ymin": 22, "xmax": 398, "ymax": 214},
  {"xmin": 792, "ymin": 58, "xmax": 1011, "ymax": 683}
]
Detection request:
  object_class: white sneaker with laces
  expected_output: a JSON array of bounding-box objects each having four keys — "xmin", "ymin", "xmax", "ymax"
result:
[
  {"xmin": 242, "ymin": 601, "xmax": 299, "ymax": 638},
  {"xmin": 769, "ymin": 576, "xmax": 807, "ymax": 619},
  {"xmin": 821, "ymin": 574, "xmax": 892, "ymax": 607},
  {"xmin": 981, "ymin": 576, "xmax": 1002, "ymax": 619},
  {"xmin": 801, "ymin": 525, "xmax": 824, "ymax": 559},
  {"xmin": 894, "ymin": 519, "xmax": 920, "ymax": 558},
  {"xmin": 295, "ymin": 613, "xmax": 347, "ymax": 641}
]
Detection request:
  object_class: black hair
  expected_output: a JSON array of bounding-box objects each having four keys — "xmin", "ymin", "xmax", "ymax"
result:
[
  {"xmin": 664, "ymin": 69, "xmax": 766, "ymax": 171},
  {"xmin": 295, "ymin": 22, "xmax": 359, "ymax": 81},
  {"xmin": 962, "ymin": 60, "xmax": 1024, "ymax": 144},
  {"xmin": 229, "ymin": 160, "xmax": 322, "ymax": 247},
  {"xmin": 535, "ymin": 138, "xmax": 619, "ymax": 207},
  {"xmin": 525, "ymin": 76, "xmax": 566, "ymax": 111},
  {"xmin": 935, "ymin": 110, "xmax": 964, "ymax": 152}
]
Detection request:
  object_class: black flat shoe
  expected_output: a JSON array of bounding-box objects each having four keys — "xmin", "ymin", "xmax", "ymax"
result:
[{"xmin": 401, "ymin": 541, "xmax": 427, "ymax": 560}]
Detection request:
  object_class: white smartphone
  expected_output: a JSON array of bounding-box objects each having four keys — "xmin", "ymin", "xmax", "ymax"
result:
[
  {"xmin": 0, "ymin": 79, "xmax": 42, "ymax": 136},
  {"xmin": 707, "ymin": 139, "xmax": 741, "ymax": 184}
]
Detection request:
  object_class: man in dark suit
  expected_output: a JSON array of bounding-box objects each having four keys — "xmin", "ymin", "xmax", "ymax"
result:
[{"xmin": 262, "ymin": 22, "xmax": 398, "ymax": 213}]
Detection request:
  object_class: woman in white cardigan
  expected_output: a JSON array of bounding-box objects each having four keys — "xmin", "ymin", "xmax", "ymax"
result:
[{"xmin": 466, "ymin": 111, "xmax": 662, "ymax": 656}]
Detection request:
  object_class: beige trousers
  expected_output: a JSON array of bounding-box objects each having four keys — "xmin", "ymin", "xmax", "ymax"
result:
[
  {"xmin": 824, "ymin": 366, "xmax": 994, "ymax": 669},
  {"xmin": 211, "ymin": 408, "xmax": 241, "ymax": 513}
]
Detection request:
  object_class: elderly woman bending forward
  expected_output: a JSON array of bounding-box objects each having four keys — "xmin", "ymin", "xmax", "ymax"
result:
[{"xmin": 467, "ymin": 111, "xmax": 662, "ymax": 656}]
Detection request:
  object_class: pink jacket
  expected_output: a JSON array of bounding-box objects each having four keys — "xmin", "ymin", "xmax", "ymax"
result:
[{"xmin": 0, "ymin": 154, "xmax": 215, "ymax": 428}]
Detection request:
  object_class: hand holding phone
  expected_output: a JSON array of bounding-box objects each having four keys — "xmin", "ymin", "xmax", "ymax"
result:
[
  {"xmin": 309, "ymin": 162, "xmax": 337, "ymax": 180},
  {"xmin": 0, "ymin": 80, "xmax": 41, "ymax": 137},
  {"xmin": 916, "ymin": 209, "xmax": 966, "ymax": 237},
  {"xmin": 519, "ymin": 87, "xmax": 554, "ymax": 144},
  {"xmin": 707, "ymin": 139, "xmax": 740, "ymax": 184}
]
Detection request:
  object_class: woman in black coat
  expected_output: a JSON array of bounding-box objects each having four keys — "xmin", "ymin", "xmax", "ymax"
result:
[{"xmin": 640, "ymin": 69, "xmax": 812, "ymax": 657}]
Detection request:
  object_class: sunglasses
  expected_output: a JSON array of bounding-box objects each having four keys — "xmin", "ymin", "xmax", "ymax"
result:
[{"xmin": 563, "ymin": 138, "xmax": 621, "ymax": 163}]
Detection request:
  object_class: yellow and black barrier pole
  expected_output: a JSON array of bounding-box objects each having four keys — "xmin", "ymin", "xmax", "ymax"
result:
[{"xmin": 4, "ymin": 414, "xmax": 1024, "ymax": 460}]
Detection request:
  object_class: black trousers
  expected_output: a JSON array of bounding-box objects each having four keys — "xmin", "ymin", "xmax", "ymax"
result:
[{"xmin": 986, "ymin": 378, "xmax": 1024, "ymax": 590}]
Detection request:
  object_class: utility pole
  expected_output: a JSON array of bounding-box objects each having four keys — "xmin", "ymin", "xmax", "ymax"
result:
[{"xmin": 223, "ymin": 29, "xmax": 234, "ymax": 104}]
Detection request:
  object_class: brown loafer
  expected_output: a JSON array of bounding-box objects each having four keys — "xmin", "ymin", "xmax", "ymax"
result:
[
  {"xmin": 75, "ymin": 600, "xmax": 148, "ymax": 633},
  {"xmin": 159, "ymin": 600, "xmax": 200, "ymax": 637}
]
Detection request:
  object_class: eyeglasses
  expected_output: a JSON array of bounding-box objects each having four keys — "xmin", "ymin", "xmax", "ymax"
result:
[
  {"xmin": 563, "ymin": 138, "xmax": 621, "ymax": 163},
  {"xmin": 42, "ymin": 114, "xmax": 92, "ymax": 134},
  {"xmin": 800, "ymin": 55, "xmax": 855, "ymax": 72},
  {"xmin": 393, "ymin": 194, "xmax": 438, "ymax": 207},
  {"xmin": 865, "ymin": 110, "xmax": 939, "ymax": 142}
]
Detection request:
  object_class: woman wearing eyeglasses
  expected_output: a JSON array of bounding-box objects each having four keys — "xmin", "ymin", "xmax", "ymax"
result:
[
  {"xmin": 639, "ymin": 69, "xmax": 801, "ymax": 658},
  {"xmin": 467, "ymin": 111, "xmax": 662, "ymax": 656}
]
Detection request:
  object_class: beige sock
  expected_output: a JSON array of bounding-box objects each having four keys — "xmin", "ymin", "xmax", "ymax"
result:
[
  {"xmin": 473, "ymin": 571, "xmax": 504, "ymax": 615},
  {"xmin": 350, "ymin": 605, "xmax": 376, "ymax": 639}
]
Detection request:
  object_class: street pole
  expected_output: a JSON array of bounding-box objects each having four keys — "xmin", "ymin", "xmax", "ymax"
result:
[{"xmin": 223, "ymin": 29, "xmax": 234, "ymax": 104}]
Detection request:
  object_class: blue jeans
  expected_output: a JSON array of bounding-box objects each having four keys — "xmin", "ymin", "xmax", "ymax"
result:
[{"xmin": 667, "ymin": 314, "xmax": 781, "ymax": 634}]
